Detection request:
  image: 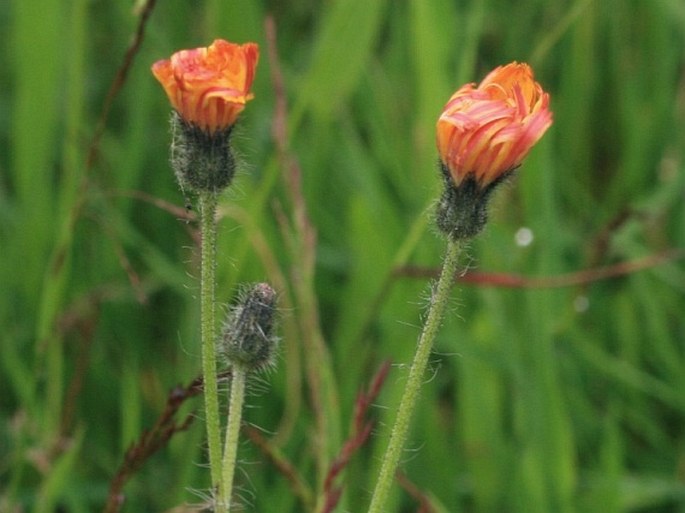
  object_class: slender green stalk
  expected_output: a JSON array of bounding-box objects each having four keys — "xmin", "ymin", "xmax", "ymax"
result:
[
  {"xmin": 367, "ymin": 239, "xmax": 461, "ymax": 513},
  {"xmin": 198, "ymin": 192, "xmax": 223, "ymax": 498},
  {"xmin": 221, "ymin": 365, "xmax": 248, "ymax": 512}
]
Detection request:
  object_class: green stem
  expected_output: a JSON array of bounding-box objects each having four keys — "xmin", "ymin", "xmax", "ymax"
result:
[
  {"xmin": 198, "ymin": 192, "xmax": 223, "ymax": 499},
  {"xmin": 221, "ymin": 365, "xmax": 248, "ymax": 512},
  {"xmin": 367, "ymin": 239, "xmax": 461, "ymax": 513}
]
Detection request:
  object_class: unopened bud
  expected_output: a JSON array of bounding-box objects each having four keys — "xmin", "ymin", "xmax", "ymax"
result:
[
  {"xmin": 221, "ymin": 283, "xmax": 278, "ymax": 371},
  {"xmin": 152, "ymin": 40, "xmax": 258, "ymax": 194},
  {"xmin": 434, "ymin": 62, "xmax": 552, "ymax": 241}
]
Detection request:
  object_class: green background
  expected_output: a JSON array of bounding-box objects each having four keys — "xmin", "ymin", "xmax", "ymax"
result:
[{"xmin": 2, "ymin": 0, "xmax": 684, "ymax": 512}]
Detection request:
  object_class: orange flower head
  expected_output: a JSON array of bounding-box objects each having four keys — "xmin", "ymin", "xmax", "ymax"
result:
[
  {"xmin": 436, "ymin": 62, "xmax": 552, "ymax": 187},
  {"xmin": 152, "ymin": 39, "xmax": 259, "ymax": 132}
]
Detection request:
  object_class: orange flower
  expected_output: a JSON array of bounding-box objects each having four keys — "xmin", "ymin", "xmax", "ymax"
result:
[
  {"xmin": 436, "ymin": 62, "xmax": 552, "ymax": 187},
  {"xmin": 152, "ymin": 39, "xmax": 259, "ymax": 132}
]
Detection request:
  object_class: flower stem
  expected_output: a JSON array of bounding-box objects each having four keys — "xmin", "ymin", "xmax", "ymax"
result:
[
  {"xmin": 367, "ymin": 239, "xmax": 461, "ymax": 513},
  {"xmin": 198, "ymin": 192, "xmax": 223, "ymax": 498},
  {"xmin": 221, "ymin": 365, "xmax": 248, "ymax": 512}
]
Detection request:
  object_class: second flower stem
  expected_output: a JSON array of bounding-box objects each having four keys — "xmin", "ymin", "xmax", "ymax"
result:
[
  {"xmin": 221, "ymin": 365, "xmax": 247, "ymax": 512},
  {"xmin": 367, "ymin": 239, "xmax": 461, "ymax": 513},
  {"xmin": 199, "ymin": 192, "xmax": 223, "ymax": 498}
]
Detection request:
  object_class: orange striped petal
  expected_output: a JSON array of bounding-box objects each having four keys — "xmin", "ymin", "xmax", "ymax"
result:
[
  {"xmin": 152, "ymin": 39, "xmax": 259, "ymax": 132},
  {"xmin": 436, "ymin": 62, "xmax": 552, "ymax": 187}
]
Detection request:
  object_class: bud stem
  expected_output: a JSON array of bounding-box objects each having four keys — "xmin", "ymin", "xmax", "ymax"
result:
[
  {"xmin": 198, "ymin": 192, "xmax": 223, "ymax": 501},
  {"xmin": 367, "ymin": 239, "xmax": 461, "ymax": 513},
  {"xmin": 221, "ymin": 364, "xmax": 248, "ymax": 512}
]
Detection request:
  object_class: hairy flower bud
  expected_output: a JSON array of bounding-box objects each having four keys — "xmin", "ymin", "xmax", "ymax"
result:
[
  {"xmin": 152, "ymin": 39, "xmax": 259, "ymax": 194},
  {"xmin": 221, "ymin": 283, "xmax": 278, "ymax": 372},
  {"xmin": 435, "ymin": 62, "xmax": 552, "ymax": 240}
]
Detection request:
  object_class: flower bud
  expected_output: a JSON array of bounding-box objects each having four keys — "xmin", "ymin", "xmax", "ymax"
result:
[
  {"xmin": 151, "ymin": 39, "xmax": 259, "ymax": 194},
  {"xmin": 221, "ymin": 283, "xmax": 278, "ymax": 372},
  {"xmin": 435, "ymin": 62, "xmax": 552, "ymax": 240}
]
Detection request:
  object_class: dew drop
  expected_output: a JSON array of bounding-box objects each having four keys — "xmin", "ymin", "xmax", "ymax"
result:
[{"xmin": 515, "ymin": 227, "xmax": 534, "ymax": 247}]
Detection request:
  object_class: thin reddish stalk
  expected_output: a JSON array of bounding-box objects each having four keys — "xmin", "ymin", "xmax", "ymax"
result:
[{"xmin": 397, "ymin": 248, "xmax": 684, "ymax": 288}]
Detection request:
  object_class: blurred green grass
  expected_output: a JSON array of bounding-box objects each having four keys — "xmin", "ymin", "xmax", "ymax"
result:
[{"xmin": 2, "ymin": 0, "xmax": 685, "ymax": 512}]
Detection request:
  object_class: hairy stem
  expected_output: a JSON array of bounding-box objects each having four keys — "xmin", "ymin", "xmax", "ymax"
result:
[
  {"xmin": 221, "ymin": 365, "xmax": 247, "ymax": 512},
  {"xmin": 198, "ymin": 192, "xmax": 223, "ymax": 501},
  {"xmin": 367, "ymin": 239, "xmax": 461, "ymax": 513}
]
